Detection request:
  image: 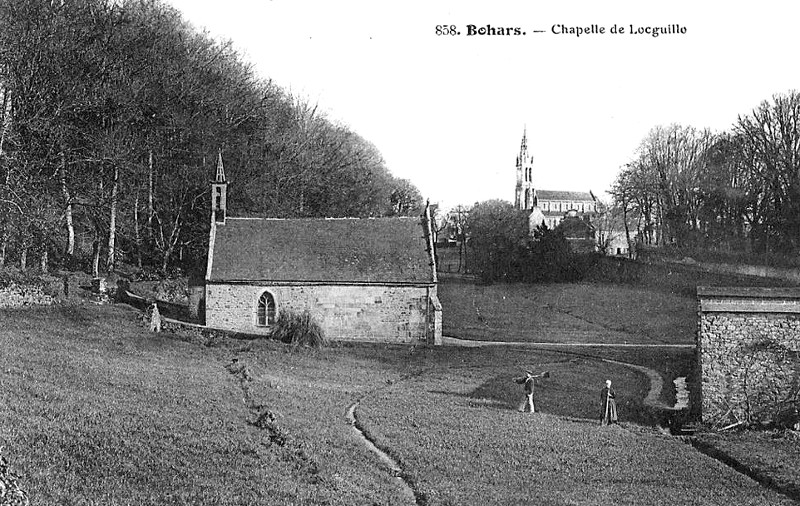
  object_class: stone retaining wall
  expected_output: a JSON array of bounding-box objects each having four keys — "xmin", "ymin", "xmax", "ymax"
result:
[
  {"xmin": 0, "ymin": 282, "xmax": 56, "ymax": 308},
  {"xmin": 698, "ymin": 287, "xmax": 800, "ymax": 426},
  {"xmin": 665, "ymin": 257, "xmax": 800, "ymax": 283}
]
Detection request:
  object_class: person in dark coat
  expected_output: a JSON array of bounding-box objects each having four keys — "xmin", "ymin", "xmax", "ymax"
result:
[{"xmin": 601, "ymin": 379, "xmax": 618, "ymax": 425}]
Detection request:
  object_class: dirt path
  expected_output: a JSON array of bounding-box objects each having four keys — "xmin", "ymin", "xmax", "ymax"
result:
[
  {"xmin": 441, "ymin": 336, "xmax": 679, "ymax": 410},
  {"xmin": 441, "ymin": 336, "xmax": 693, "ymax": 349}
]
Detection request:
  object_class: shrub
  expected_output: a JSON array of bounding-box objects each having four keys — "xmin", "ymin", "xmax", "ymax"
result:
[
  {"xmin": 465, "ymin": 201, "xmax": 604, "ymax": 284},
  {"xmin": 524, "ymin": 226, "xmax": 580, "ymax": 282},
  {"xmin": 466, "ymin": 200, "xmax": 532, "ymax": 283},
  {"xmin": 271, "ymin": 310, "xmax": 327, "ymax": 348},
  {"xmin": 154, "ymin": 278, "xmax": 189, "ymax": 304}
]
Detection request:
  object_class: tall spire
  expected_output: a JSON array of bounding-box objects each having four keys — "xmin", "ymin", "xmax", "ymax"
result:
[
  {"xmin": 215, "ymin": 149, "xmax": 226, "ymax": 183},
  {"xmin": 521, "ymin": 125, "xmax": 528, "ymax": 152},
  {"xmin": 515, "ymin": 125, "xmax": 535, "ymax": 211}
]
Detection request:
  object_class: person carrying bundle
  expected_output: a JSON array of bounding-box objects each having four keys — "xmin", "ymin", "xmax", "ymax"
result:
[{"xmin": 513, "ymin": 370, "xmax": 550, "ymax": 413}]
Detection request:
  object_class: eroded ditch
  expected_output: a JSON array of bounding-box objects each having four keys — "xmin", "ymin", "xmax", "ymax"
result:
[
  {"xmin": 346, "ymin": 401, "xmax": 419, "ymax": 505},
  {"xmin": 224, "ymin": 358, "xmax": 322, "ymax": 485},
  {"xmin": 225, "ymin": 355, "xmax": 425, "ymax": 505}
]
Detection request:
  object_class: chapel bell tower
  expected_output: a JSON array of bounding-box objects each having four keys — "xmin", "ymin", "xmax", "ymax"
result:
[
  {"xmin": 514, "ymin": 127, "xmax": 535, "ymax": 210},
  {"xmin": 211, "ymin": 150, "xmax": 227, "ymax": 224}
]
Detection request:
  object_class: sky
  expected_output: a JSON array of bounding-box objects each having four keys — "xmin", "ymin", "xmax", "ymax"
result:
[{"xmin": 166, "ymin": 0, "xmax": 799, "ymax": 210}]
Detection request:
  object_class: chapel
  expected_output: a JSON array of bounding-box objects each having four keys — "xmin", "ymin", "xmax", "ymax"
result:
[{"xmin": 203, "ymin": 154, "xmax": 442, "ymax": 344}]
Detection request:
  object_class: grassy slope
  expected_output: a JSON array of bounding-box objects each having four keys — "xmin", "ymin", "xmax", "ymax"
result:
[
  {"xmin": 694, "ymin": 431, "xmax": 800, "ymax": 500},
  {"xmin": 438, "ymin": 277, "xmax": 695, "ymax": 344},
  {"xmin": 437, "ymin": 259, "xmax": 798, "ymax": 345},
  {"xmin": 358, "ymin": 346, "xmax": 792, "ymax": 506},
  {"xmin": 0, "ymin": 304, "xmax": 411, "ymax": 505},
  {"xmin": 437, "ymin": 276, "xmax": 698, "ymax": 408},
  {"xmin": 436, "ymin": 265, "xmax": 800, "ymax": 501},
  {"xmin": 1, "ymin": 299, "xmax": 795, "ymax": 505}
]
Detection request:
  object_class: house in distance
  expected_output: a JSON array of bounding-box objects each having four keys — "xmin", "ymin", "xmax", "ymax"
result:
[{"xmin": 203, "ymin": 154, "xmax": 442, "ymax": 345}]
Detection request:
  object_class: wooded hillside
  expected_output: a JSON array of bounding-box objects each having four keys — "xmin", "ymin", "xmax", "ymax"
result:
[{"xmin": 0, "ymin": 0, "xmax": 423, "ymax": 276}]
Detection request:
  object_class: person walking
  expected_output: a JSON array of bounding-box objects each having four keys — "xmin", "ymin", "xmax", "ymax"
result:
[
  {"xmin": 513, "ymin": 371, "xmax": 549, "ymax": 413},
  {"xmin": 601, "ymin": 379, "xmax": 618, "ymax": 425}
]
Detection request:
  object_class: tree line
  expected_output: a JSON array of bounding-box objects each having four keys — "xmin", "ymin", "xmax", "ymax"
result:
[
  {"xmin": 0, "ymin": 0, "xmax": 422, "ymax": 277},
  {"xmin": 611, "ymin": 90, "xmax": 800, "ymax": 257}
]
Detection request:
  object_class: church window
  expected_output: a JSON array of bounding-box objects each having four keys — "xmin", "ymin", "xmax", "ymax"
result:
[{"xmin": 257, "ymin": 291, "xmax": 276, "ymax": 326}]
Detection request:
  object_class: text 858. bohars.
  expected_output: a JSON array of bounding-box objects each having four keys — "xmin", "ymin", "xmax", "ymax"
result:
[{"xmin": 435, "ymin": 24, "xmax": 524, "ymax": 36}]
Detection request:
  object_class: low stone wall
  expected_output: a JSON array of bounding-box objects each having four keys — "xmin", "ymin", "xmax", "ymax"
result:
[
  {"xmin": 667, "ymin": 257, "xmax": 800, "ymax": 283},
  {"xmin": 0, "ymin": 282, "xmax": 56, "ymax": 308},
  {"xmin": 698, "ymin": 287, "xmax": 800, "ymax": 426},
  {"xmin": 703, "ymin": 262, "xmax": 800, "ymax": 283}
]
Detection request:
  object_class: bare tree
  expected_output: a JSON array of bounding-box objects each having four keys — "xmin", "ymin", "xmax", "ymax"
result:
[{"xmin": 734, "ymin": 91, "xmax": 800, "ymax": 254}]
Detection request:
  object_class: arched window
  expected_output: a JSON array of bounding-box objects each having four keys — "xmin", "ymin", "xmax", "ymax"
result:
[{"xmin": 257, "ymin": 291, "xmax": 276, "ymax": 326}]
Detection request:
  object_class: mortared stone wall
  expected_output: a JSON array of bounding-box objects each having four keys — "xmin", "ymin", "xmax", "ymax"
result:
[
  {"xmin": 206, "ymin": 282, "xmax": 441, "ymax": 344},
  {"xmin": 697, "ymin": 287, "xmax": 800, "ymax": 426}
]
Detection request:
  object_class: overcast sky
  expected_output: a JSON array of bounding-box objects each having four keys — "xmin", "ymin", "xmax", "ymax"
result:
[{"xmin": 166, "ymin": 0, "xmax": 799, "ymax": 210}]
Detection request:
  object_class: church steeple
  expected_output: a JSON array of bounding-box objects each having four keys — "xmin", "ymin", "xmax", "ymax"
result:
[
  {"xmin": 211, "ymin": 150, "xmax": 228, "ymax": 224},
  {"xmin": 215, "ymin": 149, "xmax": 226, "ymax": 183},
  {"xmin": 514, "ymin": 127, "xmax": 535, "ymax": 210},
  {"xmin": 520, "ymin": 126, "xmax": 528, "ymax": 152}
]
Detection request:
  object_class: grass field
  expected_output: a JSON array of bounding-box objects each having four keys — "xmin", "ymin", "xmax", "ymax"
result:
[
  {"xmin": 1, "ymin": 300, "xmax": 797, "ymax": 505},
  {"xmin": 438, "ymin": 276, "xmax": 696, "ymax": 344},
  {"xmin": 436, "ymin": 256, "xmax": 799, "ymax": 345}
]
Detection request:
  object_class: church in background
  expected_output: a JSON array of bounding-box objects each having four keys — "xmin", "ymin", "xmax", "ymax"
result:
[{"xmin": 514, "ymin": 128, "xmax": 599, "ymax": 253}]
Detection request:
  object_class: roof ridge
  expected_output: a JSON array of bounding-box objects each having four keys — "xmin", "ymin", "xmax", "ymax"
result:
[
  {"xmin": 226, "ymin": 216, "xmax": 420, "ymax": 222},
  {"xmin": 537, "ymin": 189, "xmax": 594, "ymax": 193}
]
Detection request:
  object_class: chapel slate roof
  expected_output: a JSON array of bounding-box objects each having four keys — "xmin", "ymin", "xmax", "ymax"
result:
[
  {"xmin": 208, "ymin": 217, "xmax": 434, "ymax": 284},
  {"xmin": 536, "ymin": 190, "xmax": 595, "ymax": 202}
]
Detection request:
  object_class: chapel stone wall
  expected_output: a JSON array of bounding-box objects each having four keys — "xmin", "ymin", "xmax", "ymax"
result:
[{"xmin": 206, "ymin": 283, "xmax": 439, "ymax": 344}]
